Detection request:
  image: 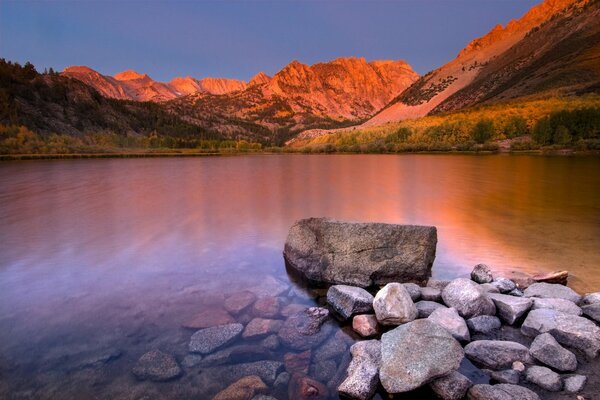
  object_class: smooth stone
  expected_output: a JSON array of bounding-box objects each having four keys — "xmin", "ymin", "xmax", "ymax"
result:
[
  {"xmin": 471, "ymin": 264, "xmax": 494, "ymax": 284},
  {"xmin": 487, "ymin": 293, "xmax": 532, "ymax": 325},
  {"xmin": 427, "ymin": 307, "xmax": 470, "ymax": 342},
  {"xmin": 467, "ymin": 316, "xmax": 501, "ymax": 334},
  {"xmin": 199, "ymin": 345, "xmax": 272, "ymax": 367},
  {"xmin": 581, "ymin": 292, "xmax": 600, "ymax": 305},
  {"xmin": 429, "ymin": 371, "xmax": 473, "ymax": 400},
  {"xmin": 224, "ymin": 291, "xmax": 257, "ymax": 314},
  {"xmin": 195, "ymin": 361, "xmax": 284, "ymax": 397},
  {"xmin": 521, "ymin": 309, "xmax": 600, "ymax": 358},
  {"xmin": 482, "ymin": 369, "xmax": 520, "ymax": 384},
  {"xmin": 563, "ymin": 374, "xmax": 587, "ymax": 393},
  {"xmin": 464, "ymin": 340, "xmax": 531, "ymax": 369},
  {"xmin": 132, "ymin": 350, "xmax": 182, "ymax": 382},
  {"xmin": 582, "ymin": 303, "xmax": 600, "ymax": 322},
  {"xmin": 252, "ymin": 297, "xmax": 281, "ymax": 318},
  {"xmin": 273, "ymin": 371, "xmax": 290, "ymax": 398},
  {"xmin": 278, "ymin": 307, "xmax": 333, "ymax": 350},
  {"xmin": 189, "ymin": 323, "xmax": 244, "ymax": 354},
  {"xmin": 467, "ymin": 383, "xmax": 540, "ymax": 400},
  {"xmin": 478, "ymin": 283, "xmax": 500, "ymax": 294},
  {"xmin": 531, "ymin": 297, "xmax": 582, "ymax": 316},
  {"xmin": 182, "ymin": 308, "xmax": 235, "ymax": 329},
  {"xmin": 288, "ymin": 374, "xmax": 329, "ymax": 400},
  {"xmin": 491, "ymin": 278, "xmax": 516, "ymax": 294},
  {"xmin": 427, "ymin": 279, "xmax": 451, "ymax": 290},
  {"xmin": 416, "ymin": 300, "xmax": 447, "ymax": 318},
  {"xmin": 532, "ymin": 270, "xmax": 569, "ymax": 285},
  {"xmin": 284, "ymin": 350, "xmax": 311, "ymax": 375},
  {"xmin": 213, "ymin": 375, "xmax": 267, "ymax": 400},
  {"xmin": 525, "ymin": 365, "xmax": 562, "ymax": 391},
  {"xmin": 421, "ymin": 287, "xmax": 442, "ymax": 302},
  {"xmin": 403, "ymin": 283, "xmax": 421, "ymax": 301},
  {"xmin": 242, "ymin": 318, "xmax": 283, "ymax": 339},
  {"xmin": 380, "ymin": 319, "xmax": 464, "ymax": 393},
  {"xmin": 338, "ymin": 340, "xmax": 381, "ymax": 400},
  {"xmin": 261, "ymin": 335, "xmax": 280, "ymax": 351},
  {"xmin": 281, "ymin": 304, "xmax": 307, "ymax": 317},
  {"xmin": 524, "ymin": 282, "xmax": 582, "ymax": 303},
  {"xmin": 283, "ymin": 218, "xmax": 437, "ymax": 287},
  {"xmin": 248, "ymin": 276, "xmax": 289, "ymax": 298},
  {"xmin": 529, "ymin": 332, "xmax": 577, "ymax": 372},
  {"xmin": 182, "ymin": 354, "xmax": 203, "ymax": 368},
  {"xmin": 507, "ymin": 288, "xmax": 524, "ymax": 297},
  {"xmin": 373, "ymin": 283, "xmax": 417, "ymax": 325},
  {"xmin": 327, "ymin": 285, "xmax": 374, "ymax": 320},
  {"xmin": 441, "ymin": 278, "xmax": 496, "ymax": 319},
  {"xmin": 512, "ymin": 361, "xmax": 525, "ymax": 372},
  {"xmin": 352, "ymin": 314, "xmax": 380, "ymax": 337}
]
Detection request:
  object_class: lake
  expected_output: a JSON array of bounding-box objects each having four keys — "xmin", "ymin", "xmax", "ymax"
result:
[{"xmin": 0, "ymin": 154, "xmax": 599, "ymax": 399}]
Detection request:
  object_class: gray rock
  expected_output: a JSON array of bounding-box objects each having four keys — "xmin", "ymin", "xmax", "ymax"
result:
[
  {"xmin": 441, "ymin": 278, "xmax": 496, "ymax": 319},
  {"xmin": 373, "ymin": 283, "xmax": 417, "ymax": 325},
  {"xmin": 132, "ymin": 350, "xmax": 182, "ymax": 382},
  {"xmin": 272, "ymin": 371, "xmax": 290, "ymax": 398},
  {"xmin": 283, "ymin": 218, "xmax": 437, "ymax": 287},
  {"xmin": 310, "ymin": 359, "xmax": 337, "ymax": 383},
  {"xmin": 582, "ymin": 303, "xmax": 600, "ymax": 322},
  {"xmin": 507, "ymin": 288, "xmax": 524, "ymax": 297},
  {"xmin": 252, "ymin": 396, "xmax": 278, "ymax": 400},
  {"xmin": 421, "ymin": 287, "xmax": 442, "ymax": 302},
  {"xmin": 524, "ymin": 282, "xmax": 582, "ymax": 303},
  {"xmin": 428, "ymin": 307, "xmax": 470, "ymax": 342},
  {"xmin": 338, "ymin": 340, "xmax": 381, "ymax": 400},
  {"xmin": 427, "ymin": 279, "xmax": 451, "ymax": 290},
  {"xmin": 464, "ymin": 340, "xmax": 531, "ymax": 369},
  {"xmin": 467, "ymin": 384, "xmax": 540, "ymax": 400},
  {"xmin": 563, "ymin": 374, "xmax": 587, "ymax": 393},
  {"xmin": 478, "ymin": 283, "xmax": 500, "ymax": 294},
  {"xmin": 429, "ymin": 371, "xmax": 472, "ymax": 400},
  {"xmin": 199, "ymin": 345, "xmax": 273, "ymax": 367},
  {"xmin": 529, "ymin": 333, "xmax": 577, "ymax": 372},
  {"xmin": 521, "ymin": 309, "xmax": 600, "ymax": 358},
  {"xmin": 525, "ymin": 365, "xmax": 562, "ymax": 391},
  {"xmin": 492, "ymin": 278, "xmax": 516, "ymax": 294},
  {"xmin": 312, "ymin": 330, "xmax": 349, "ymax": 364},
  {"xmin": 261, "ymin": 335, "xmax": 280, "ymax": 351},
  {"xmin": 195, "ymin": 361, "xmax": 284, "ymax": 397},
  {"xmin": 182, "ymin": 354, "xmax": 203, "ymax": 368},
  {"xmin": 471, "ymin": 264, "xmax": 494, "ymax": 284},
  {"xmin": 467, "ymin": 316, "xmax": 501, "ymax": 334},
  {"xmin": 416, "ymin": 300, "xmax": 447, "ymax": 318},
  {"xmin": 581, "ymin": 292, "xmax": 600, "ymax": 305},
  {"xmin": 189, "ymin": 323, "xmax": 244, "ymax": 354},
  {"xmin": 487, "ymin": 293, "xmax": 532, "ymax": 325},
  {"xmin": 380, "ymin": 319, "xmax": 464, "ymax": 393},
  {"xmin": 403, "ymin": 283, "xmax": 421, "ymax": 301},
  {"xmin": 531, "ymin": 297, "xmax": 582, "ymax": 316},
  {"xmin": 327, "ymin": 285, "xmax": 374, "ymax": 320},
  {"xmin": 482, "ymin": 369, "xmax": 520, "ymax": 384},
  {"xmin": 278, "ymin": 307, "xmax": 333, "ymax": 351}
]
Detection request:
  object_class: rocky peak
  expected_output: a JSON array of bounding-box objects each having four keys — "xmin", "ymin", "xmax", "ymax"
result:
[
  {"xmin": 196, "ymin": 77, "xmax": 247, "ymax": 95},
  {"xmin": 114, "ymin": 70, "xmax": 149, "ymax": 81},
  {"xmin": 249, "ymin": 71, "xmax": 271, "ymax": 86}
]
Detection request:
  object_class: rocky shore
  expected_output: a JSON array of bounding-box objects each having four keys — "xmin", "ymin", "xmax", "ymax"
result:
[{"xmin": 129, "ymin": 218, "xmax": 600, "ymax": 399}]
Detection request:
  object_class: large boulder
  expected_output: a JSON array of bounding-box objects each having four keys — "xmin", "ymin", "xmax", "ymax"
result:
[
  {"xmin": 524, "ymin": 282, "xmax": 582, "ymax": 303},
  {"xmin": 441, "ymin": 278, "xmax": 496, "ymax": 319},
  {"xmin": 529, "ymin": 332, "xmax": 577, "ymax": 372},
  {"xmin": 464, "ymin": 340, "xmax": 531, "ymax": 369},
  {"xmin": 531, "ymin": 297, "xmax": 582, "ymax": 316},
  {"xmin": 427, "ymin": 307, "xmax": 470, "ymax": 342},
  {"xmin": 380, "ymin": 319, "xmax": 464, "ymax": 393},
  {"xmin": 373, "ymin": 283, "xmax": 417, "ymax": 325},
  {"xmin": 487, "ymin": 293, "xmax": 532, "ymax": 325},
  {"xmin": 337, "ymin": 340, "xmax": 381, "ymax": 400},
  {"xmin": 326, "ymin": 285, "xmax": 374, "ymax": 320},
  {"xmin": 278, "ymin": 307, "xmax": 333, "ymax": 350},
  {"xmin": 467, "ymin": 384, "xmax": 540, "ymax": 400},
  {"xmin": 521, "ymin": 309, "xmax": 600, "ymax": 358},
  {"xmin": 283, "ymin": 218, "xmax": 437, "ymax": 287}
]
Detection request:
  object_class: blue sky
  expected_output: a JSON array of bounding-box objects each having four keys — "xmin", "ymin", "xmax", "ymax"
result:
[{"xmin": 0, "ymin": 0, "xmax": 539, "ymax": 82}]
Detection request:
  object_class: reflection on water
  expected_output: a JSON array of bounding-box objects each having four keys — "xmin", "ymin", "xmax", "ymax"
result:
[{"xmin": 0, "ymin": 154, "xmax": 599, "ymax": 398}]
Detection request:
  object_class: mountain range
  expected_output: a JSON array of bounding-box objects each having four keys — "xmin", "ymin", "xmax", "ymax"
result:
[{"xmin": 1, "ymin": 0, "xmax": 598, "ymax": 146}]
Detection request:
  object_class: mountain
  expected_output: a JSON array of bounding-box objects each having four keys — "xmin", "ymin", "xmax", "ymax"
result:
[{"xmin": 364, "ymin": 0, "xmax": 599, "ymax": 126}]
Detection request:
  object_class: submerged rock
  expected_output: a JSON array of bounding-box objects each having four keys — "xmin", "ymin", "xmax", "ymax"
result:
[
  {"xmin": 467, "ymin": 383, "xmax": 540, "ymax": 400},
  {"xmin": 524, "ymin": 282, "xmax": 582, "ymax": 303},
  {"xmin": 427, "ymin": 307, "xmax": 470, "ymax": 342},
  {"xmin": 338, "ymin": 340, "xmax": 381, "ymax": 400},
  {"xmin": 441, "ymin": 278, "xmax": 496, "ymax": 319},
  {"xmin": 380, "ymin": 319, "xmax": 464, "ymax": 393},
  {"xmin": 195, "ymin": 361, "xmax": 284, "ymax": 397},
  {"xmin": 283, "ymin": 218, "xmax": 437, "ymax": 287},
  {"xmin": 532, "ymin": 270, "xmax": 569, "ymax": 285},
  {"xmin": 529, "ymin": 332, "xmax": 577, "ymax": 372},
  {"xmin": 482, "ymin": 369, "xmax": 520, "ymax": 384},
  {"xmin": 132, "ymin": 350, "xmax": 182, "ymax": 382},
  {"xmin": 471, "ymin": 264, "xmax": 494, "ymax": 284},
  {"xmin": 429, "ymin": 371, "xmax": 473, "ymax": 400},
  {"xmin": 278, "ymin": 307, "xmax": 333, "ymax": 350},
  {"xmin": 284, "ymin": 350, "xmax": 311, "ymax": 375},
  {"xmin": 521, "ymin": 309, "xmax": 600, "ymax": 358},
  {"xmin": 326, "ymin": 285, "xmax": 374, "ymax": 320},
  {"xmin": 252, "ymin": 297, "xmax": 281, "ymax": 318},
  {"xmin": 466, "ymin": 315, "xmax": 501, "ymax": 334},
  {"xmin": 182, "ymin": 308, "xmax": 235, "ymax": 329},
  {"xmin": 213, "ymin": 375, "xmax": 267, "ymax": 400},
  {"xmin": 288, "ymin": 373, "xmax": 329, "ymax": 400},
  {"xmin": 416, "ymin": 300, "xmax": 447, "ymax": 318},
  {"xmin": 242, "ymin": 318, "xmax": 283, "ymax": 339},
  {"xmin": 352, "ymin": 314, "xmax": 380, "ymax": 337},
  {"xmin": 189, "ymin": 323, "xmax": 244, "ymax": 354},
  {"xmin": 525, "ymin": 365, "xmax": 562, "ymax": 391},
  {"xmin": 224, "ymin": 291, "xmax": 257, "ymax": 314},
  {"xmin": 464, "ymin": 340, "xmax": 531, "ymax": 369},
  {"xmin": 487, "ymin": 293, "xmax": 532, "ymax": 325},
  {"xmin": 373, "ymin": 283, "xmax": 417, "ymax": 325}
]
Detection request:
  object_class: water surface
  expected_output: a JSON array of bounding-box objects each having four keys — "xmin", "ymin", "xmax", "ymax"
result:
[{"xmin": 1, "ymin": 154, "xmax": 599, "ymax": 398}]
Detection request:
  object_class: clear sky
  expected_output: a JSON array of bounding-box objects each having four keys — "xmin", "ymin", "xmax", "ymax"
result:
[{"xmin": 0, "ymin": 0, "xmax": 539, "ymax": 82}]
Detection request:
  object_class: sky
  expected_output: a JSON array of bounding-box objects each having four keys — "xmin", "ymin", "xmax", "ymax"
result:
[{"xmin": 0, "ymin": 0, "xmax": 539, "ymax": 82}]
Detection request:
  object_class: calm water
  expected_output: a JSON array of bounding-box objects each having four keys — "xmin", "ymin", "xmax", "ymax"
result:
[{"xmin": 0, "ymin": 154, "xmax": 599, "ymax": 399}]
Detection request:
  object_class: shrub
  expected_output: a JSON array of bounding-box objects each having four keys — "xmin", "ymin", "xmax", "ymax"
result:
[{"xmin": 472, "ymin": 119, "xmax": 494, "ymax": 144}]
